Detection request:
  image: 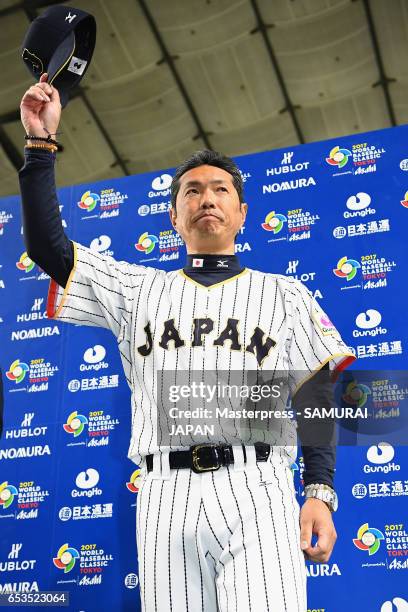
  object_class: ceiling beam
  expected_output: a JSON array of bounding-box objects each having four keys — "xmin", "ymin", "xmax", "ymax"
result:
[
  {"xmin": 249, "ymin": 0, "xmax": 305, "ymax": 144},
  {"xmin": 0, "ymin": 0, "xmax": 65, "ymax": 18},
  {"xmin": 0, "ymin": 125, "xmax": 24, "ymax": 171},
  {"xmin": 362, "ymin": 0, "xmax": 397, "ymax": 126},
  {"xmin": 0, "ymin": 110, "xmax": 21, "ymax": 125},
  {"xmin": 137, "ymin": 0, "xmax": 213, "ymax": 150}
]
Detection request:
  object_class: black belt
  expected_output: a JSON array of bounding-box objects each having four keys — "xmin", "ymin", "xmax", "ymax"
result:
[{"xmin": 145, "ymin": 443, "xmax": 270, "ymax": 474}]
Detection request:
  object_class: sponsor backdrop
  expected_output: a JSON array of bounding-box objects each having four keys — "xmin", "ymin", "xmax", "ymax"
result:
[{"xmin": 0, "ymin": 125, "xmax": 407, "ymax": 611}]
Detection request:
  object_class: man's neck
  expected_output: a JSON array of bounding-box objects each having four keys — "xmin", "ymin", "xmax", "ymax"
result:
[{"xmin": 185, "ymin": 242, "xmax": 235, "ymax": 256}]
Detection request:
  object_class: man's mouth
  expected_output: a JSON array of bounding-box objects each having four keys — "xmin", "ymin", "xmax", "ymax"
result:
[{"xmin": 195, "ymin": 213, "xmax": 221, "ymax": 222}]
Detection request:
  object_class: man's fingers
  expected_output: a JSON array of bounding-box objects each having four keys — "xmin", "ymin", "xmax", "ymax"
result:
[
  {"xmin": 21, "ymin": 89, "xmax": 45, "ymax": 104},
  {"xmin": 303, "ymin": 530, "xmax": 336, "ymax": 563},
  {"xmin": 300, "ymin": 522, "xmax": 312, "ymax": 552},
  {"xmin": 33, "ymin": 84, "xmax": 51, "ymax": 100},
  {"xmin": 39, "ymin": 74, "xmax": 60, "ymax": 105},
  {"xmin": 303, "ymin": 544, "xmax": 331, "ymax": 563}
]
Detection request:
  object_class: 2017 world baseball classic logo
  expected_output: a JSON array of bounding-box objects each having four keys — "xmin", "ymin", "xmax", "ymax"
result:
[
  {"xmin": 353, "ymin": 521, "xmax": 408, "ymax": 570},
  {"xmin": 326, "ymin": 141, "xmax": 386, "ymax": 176},
  {"xmin": 6, "ymin": 356, "xmax": 59, "ymax": 394},
  {"xmin": 15, "ymin": 251, "xmax": 48, "ymax": 282},
  {"xmin": 53, "ymin": 542, "xmax": 114, "ymax": 586},
  {"xmin": 134, "ymin": 228, "xmax": 184, "ymax": 263},
  {"xmin": 77, "ymin": 187, "xmax": 128, "ymax": 220},
  {"xmin": 0, "ymin": 479, "xmax": 49, "ymax": 520},
  {"xmin": 63, "ymin": 408, "xmax": 120, "ymax": 448}
]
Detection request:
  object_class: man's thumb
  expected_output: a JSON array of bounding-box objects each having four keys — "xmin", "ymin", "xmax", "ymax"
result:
[
  {"xmin": 300, "ymin": 525, "xmax": 312, "ymax": 550},
  {"xmin": 40, "ymin": 73, "xmax": 48, "ymax": 82}
]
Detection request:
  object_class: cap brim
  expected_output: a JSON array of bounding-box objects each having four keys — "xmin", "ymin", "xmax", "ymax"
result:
[{"xmin": 48, "ymin": 31, "xmax": 75, "ymax": 85}]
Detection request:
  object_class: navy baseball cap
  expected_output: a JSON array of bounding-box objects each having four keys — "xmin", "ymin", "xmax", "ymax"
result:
[{"xmin": 21, "ymin": 5, "xmax": 96, "ymax": 107}]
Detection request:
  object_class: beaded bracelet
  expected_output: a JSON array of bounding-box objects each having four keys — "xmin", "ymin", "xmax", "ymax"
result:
[
  {"xmin": 24, "ymin": 134, "xmax": 58, "ymax": 146},
  {"xmin": 25, "ymin": 142, "xmax": 58, "ymax": 153}
]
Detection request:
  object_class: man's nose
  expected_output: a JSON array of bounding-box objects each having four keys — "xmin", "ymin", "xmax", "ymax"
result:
[
  {"xmin": 200, "ymin": 199, "xmax": 216, "ymax": 209},
  {"xmin": 199, "ymin": 188, "xmax": 216, "ymax": 208}
]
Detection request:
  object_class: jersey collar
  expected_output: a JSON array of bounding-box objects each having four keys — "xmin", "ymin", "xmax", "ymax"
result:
[{"xmin": 184, "ymin": 253, "xmax": 242, "ymax": 274}]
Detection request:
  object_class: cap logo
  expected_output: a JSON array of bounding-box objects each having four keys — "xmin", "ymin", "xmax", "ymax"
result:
[
  {"xmin": 217, "ymin": 260, "xmax": 228, "ymax": 268},
  {"xmin": 192, "ymin": 258, "xmax": 203, "ymax": 268},
  {"xmin": 65, "ymin": 12, "xmax": 77, "ymax": 23},
  {"xmin": 22, "ymin": 48, "xmax": 43, "ymax": 74},
  {"xmin": 67, "ymin": 56, "xmax": 87, "ymax": 76}
]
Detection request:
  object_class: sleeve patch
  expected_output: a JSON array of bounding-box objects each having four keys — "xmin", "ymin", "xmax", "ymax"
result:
[{"xmin": 312, "ymin": 307, "xmax": 339, "ymax": 337}]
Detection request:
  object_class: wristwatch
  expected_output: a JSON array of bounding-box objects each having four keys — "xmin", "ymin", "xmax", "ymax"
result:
[{"xmin": 304, "ymin": 483, "xmax": 338, "ymax": 512}]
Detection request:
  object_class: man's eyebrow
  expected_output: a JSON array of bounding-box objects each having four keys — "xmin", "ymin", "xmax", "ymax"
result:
[{"xmin": 183, "ymin": 179, "xmax": 229, "ymax": 188}]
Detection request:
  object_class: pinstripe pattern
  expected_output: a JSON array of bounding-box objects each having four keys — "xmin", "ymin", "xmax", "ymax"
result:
[
  {"xmin": 136, "ymin": 454, "xmax": 307, "ymax": 611},
  {"xmin": 49, "ymin": 242, "xmax": 356, "ymax": 611},
  {"xmin": 49, "ymin": 243, "xmax": 355, "ymax": 463}
]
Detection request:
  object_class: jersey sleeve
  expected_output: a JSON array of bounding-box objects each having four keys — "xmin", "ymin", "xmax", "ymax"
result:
[
  {"xmin": 46, "ymin": 241, "xmax": 149, "ymax": 340},
  {"xmin": 287, "ymin": 279, "xmax": 356, "ymax": 395}
]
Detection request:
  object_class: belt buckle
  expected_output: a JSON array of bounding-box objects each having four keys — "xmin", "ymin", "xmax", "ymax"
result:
[{"xmin": 191, "ymin": 444, "xmax": 221, "ymax": 473}]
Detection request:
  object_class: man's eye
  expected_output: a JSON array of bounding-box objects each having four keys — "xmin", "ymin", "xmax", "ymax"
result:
[
  {"xmin": 186, "ymin": 188, "xmax": 198, "ymax": 195},
  {"xmin": 217, "ymin": 187, "xmax": 228, "ymax": 192}
]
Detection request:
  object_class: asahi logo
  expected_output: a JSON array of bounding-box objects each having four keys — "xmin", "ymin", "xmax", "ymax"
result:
[
  {"xmin": 79, "ymin": 575, "xmax": 102, "ymax": 586},
  {"xmin": 159, "ymin": 252, "xmax": 179, "ymax": 262},
  {"xmin": 16, "ymin": 509, "xmax": 38, "ymax": 520}
]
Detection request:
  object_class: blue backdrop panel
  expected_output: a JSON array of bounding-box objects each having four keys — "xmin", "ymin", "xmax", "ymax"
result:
[{"xmin": 1, "ymin": 126, "xmax": 407, "ymax": 611}]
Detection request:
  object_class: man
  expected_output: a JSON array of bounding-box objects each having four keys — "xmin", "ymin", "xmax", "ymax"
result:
[{"xmin": 19, "ymin": 75, "xmax": 355, "ymax": 611}]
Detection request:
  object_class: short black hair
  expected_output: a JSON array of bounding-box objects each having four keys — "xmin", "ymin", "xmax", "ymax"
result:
[{"xmin": 171, "ymin": 149, "xmax": 244, "ymax": 210}]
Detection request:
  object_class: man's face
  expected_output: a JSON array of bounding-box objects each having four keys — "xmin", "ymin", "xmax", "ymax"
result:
[{"xmin": 169, "ymin": 165, "xmax": 247, "ymax": 253}]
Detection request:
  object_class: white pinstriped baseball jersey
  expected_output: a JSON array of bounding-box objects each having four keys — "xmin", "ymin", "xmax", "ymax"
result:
[{"xmin": 47, "ymin": 241, "xmax": 355, "ymax": 466}]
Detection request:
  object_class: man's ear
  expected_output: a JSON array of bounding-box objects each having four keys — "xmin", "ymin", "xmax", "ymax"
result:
[{"xmin": 169, "ymin": 206, "xmax": 177, "ymax": 229}]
